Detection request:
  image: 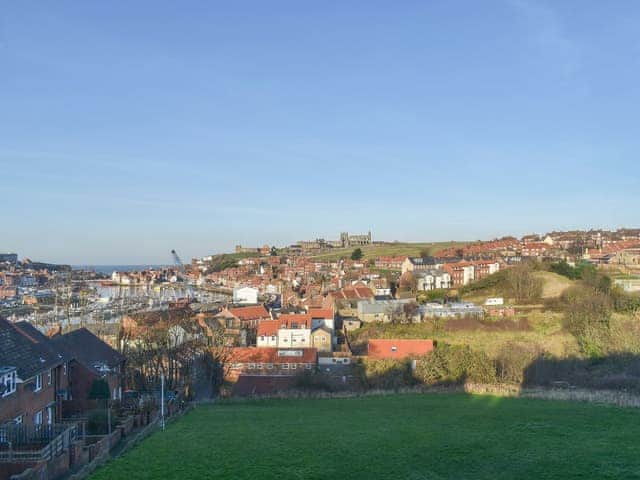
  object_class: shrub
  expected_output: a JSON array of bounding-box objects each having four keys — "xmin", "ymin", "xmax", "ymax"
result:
[
  {"xmin": 357, "ymin": 359, "xmax": 415, "ymax": 390},
  {"xmin": 562, "ymin": 285, "xmax": 611, "ymax": 357},
  {"xmin": 414, "ymin": 344, "xmax": 496, "ymax": 386}
]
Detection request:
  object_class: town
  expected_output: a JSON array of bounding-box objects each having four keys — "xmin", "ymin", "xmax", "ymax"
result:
[{"xmin": 2, "ymin": 227, "xmax": 640, "ymax": 478}]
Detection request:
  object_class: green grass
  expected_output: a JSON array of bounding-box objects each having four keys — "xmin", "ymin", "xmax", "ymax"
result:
[
  {"xmin": 92, "ymin": 394, "xmax": 640, "ymax": 479},
  {"xmin": 307, "ymin": 241, "xmax": 466, "ymax": 262},
  {"xmin": 351, "ymin": 314, "xmax": 577, "ymax": 357}
]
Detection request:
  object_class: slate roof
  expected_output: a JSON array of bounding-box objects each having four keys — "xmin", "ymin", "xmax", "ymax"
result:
[
  {"xmin": 50, "ymin": 328, "xmax": 125, "ymax": 375},
  {"xmin": 0, "ymin": 317, "xmax": 63, "ymax": 380}
]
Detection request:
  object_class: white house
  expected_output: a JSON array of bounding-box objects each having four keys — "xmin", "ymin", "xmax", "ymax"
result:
[
  {"xmin": 415, "ymin": 269, "xmax": 451, "ymax": 291},
  {"xmin": 233, "ymin": 286, "xmax": 259, "ymax": 305}
]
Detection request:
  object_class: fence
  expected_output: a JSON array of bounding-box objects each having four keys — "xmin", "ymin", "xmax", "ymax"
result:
[{"xmin": 0, "ymin": 423, "xmax": 78, "ymax": 463}]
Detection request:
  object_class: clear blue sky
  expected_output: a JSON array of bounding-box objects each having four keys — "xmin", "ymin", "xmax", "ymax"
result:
[{"xmin": 1, "ymin": 1, "xmax": 639, "ymax": 264}]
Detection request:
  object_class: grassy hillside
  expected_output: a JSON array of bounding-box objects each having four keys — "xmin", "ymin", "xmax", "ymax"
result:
[
  {"xmin": 351, "ymin": 311, "xmax": 577, "ymax": 357},
  {"xmin": 308, "ymin": 241, "xmax": 467, "ymax": 262},
  {"xmin": 91, "ymin": 394, "xmax": 640, "ymax": 479},
  {"xmin": 535, "ymin": 271, "xmax": 575, "ymax": 299}
]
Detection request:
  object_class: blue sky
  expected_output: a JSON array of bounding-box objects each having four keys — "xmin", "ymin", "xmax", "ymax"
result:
[{"xmin": 1, "ymin": 1, "xmax": 639, "ymax": 264}]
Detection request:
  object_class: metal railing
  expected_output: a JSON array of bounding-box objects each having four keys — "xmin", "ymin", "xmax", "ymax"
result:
[{"xmin": 0, "ymin": 423, "xmax": 78, "ymax": 463}]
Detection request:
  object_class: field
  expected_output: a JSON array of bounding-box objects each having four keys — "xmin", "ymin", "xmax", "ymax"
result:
[
  {"xmin": 307, "ymin": 241, "xmax": 466, "ymax": 262},
  {"xmin": 91, "ymin": 394, "xmax": 640, "ymax": 480}
]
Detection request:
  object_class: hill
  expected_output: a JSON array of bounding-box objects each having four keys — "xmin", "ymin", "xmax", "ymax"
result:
[
  {"xmin": 308, "ymin": 241, "xmax": 467, "ymax": 262},
  {"xmin": 91, "ymin": 394, "xmax": 640, "ymax": 479}
]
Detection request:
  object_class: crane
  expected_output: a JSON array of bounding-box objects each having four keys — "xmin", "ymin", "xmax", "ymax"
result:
[{"xmin": 170, "ymin": 249, "xmax": 194, "ymax": 300}]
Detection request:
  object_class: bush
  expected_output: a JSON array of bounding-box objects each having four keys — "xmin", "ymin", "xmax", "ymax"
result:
[
  {"xmin": 357, "ymin": 359, "xmax": 415, "ymax": 390},
  {"xmin": 414, "ymin": 344, "xmax": 495, "ymax": 386},
  {"xmin": 293, "ymin": 371, "xmax": 334, "ymax": 392},
  {"xmin": 562, "ymin": 285, "xmax": 611, "ymax": 357},
  {"xmin": 87, "ymin": 410, "xmax": 117, "ymax": 435}
]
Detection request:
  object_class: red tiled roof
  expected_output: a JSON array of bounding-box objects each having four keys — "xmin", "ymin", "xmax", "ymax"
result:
[
  {"xmin": 368, "ymin": 339, "xmax": 434, "ymax": 360},
  {"xmin": 308, "ymin": 308, "xmax": 334, "ymax": 319},
  {"xmin": 278, "ymin": 313, "xmax": 312, "ymax": 329},
  {"xmin": 228, "ymin": 347, "xmax": 317, "ymax": 364},
  {"xmin": 228, "ymin": 305, "xmax": 270, "ymax": 321},
  {"xmin": 257, "ymin": 320, "xmax": 280, "ymax": 336}
]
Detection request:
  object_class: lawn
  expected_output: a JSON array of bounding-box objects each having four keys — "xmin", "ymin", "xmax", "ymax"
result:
[
  {"xmin": 91, "ymin": 393, "xmax": 640, "ymax": 479},
  {"xmin": 307, "ymin": 241, "xmax": 466, "ymax": 262}
]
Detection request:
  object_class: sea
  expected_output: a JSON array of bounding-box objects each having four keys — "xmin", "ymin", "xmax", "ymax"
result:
[{"xmin": 73, "ymin": 265, "xmax": 167, "ymax": 275}]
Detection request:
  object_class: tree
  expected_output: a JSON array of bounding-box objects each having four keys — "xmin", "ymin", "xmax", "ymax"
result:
[
  {"xmin": 505, "ymin": 263, "xmax": 543, "ymax": 304},
  {"xmin": 270, "ymin": 246, "xmax": 278, "ymax": 256},
  {"xmin": 563, "ymin": 285, "xmax": 611, "ymax": 357},
  {"xmin": 419, "ymin": 248, "xmax": 431, "ymax": 258},
  {"xmin": 351, "ymin": 248, "xmax": 363, "ymax": 261}
]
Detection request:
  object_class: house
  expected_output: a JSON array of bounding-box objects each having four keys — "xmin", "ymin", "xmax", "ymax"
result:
[
  {"xmin": 50, "ymin": 328, "xmax": 126, "ymax": 411},
  {"xmin": 310, "ymin": 326, "xmax": 332, "ymax": 353},
  {"xmin": 225, "ymin": 347, "xmax": 317, "ymax": 382},
  {"xmin": 401, "ymin": 257, "xmax": 440, "ymax": 274},
  {"xmin": 368, "ymin": 339, "xmax": 434, "ymax": 360},
  {"xmin": 0, "ymin": 318, "xmax": 67, "ymax": 426},
  {"xmin": 442, "ymin": 262, "xmax": 475, "ymax": 287},
  {"xmin": 233, "ymin": 286, "xmax": 259, "ymax": 305},
  {"xmin": 342, "ymin": 317, "xmax": 362, "ymax": 332},
  {"xmin": 374, "ymin": 256, "xmax": 405, "ymax": 270},
  {"xmin": 356, "ymin": 298, "xmax": 415, "ymax": 323},
  {"xmin": 227, "ymin": 305, "xmax": 271, "ymax": 329},
  {"xmin": 277, "ymin": 314, "xmax": 313, "ymax": 348},
  {"xmin": 415, "ymin": 269, "xmax": 451, "ymax": 291},
  {"xmin": 256, "ymin": 320, "xmax": 279, "ymax": 347}
]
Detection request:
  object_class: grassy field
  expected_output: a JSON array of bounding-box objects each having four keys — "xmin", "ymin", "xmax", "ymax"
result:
[
  {"xmin": 351, "ymin": 311, "xmax": 578, "ymax": 357},
  {"xmin": 91, "ymin": 394, "xmax": 640, "ymax": 480},
  {"xmin": 307, "ymin": 241, "xmax": 466, "ymax": 262}
]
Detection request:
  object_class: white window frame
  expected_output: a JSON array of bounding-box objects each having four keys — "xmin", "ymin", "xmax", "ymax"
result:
[
  {"xmin": 34, "ymin": 374, "xmax": 42, "ymax": 392},
  {"xmin": 1, "ymin": 370, "xmax": 17, "ymax": 397},
  {"xmin": 34, "ymin": 410, "xmax": 43, "ymax": 425},
  {"xmin": 48, "ymin": 369, "xmax": 53, "ymax": 386}
]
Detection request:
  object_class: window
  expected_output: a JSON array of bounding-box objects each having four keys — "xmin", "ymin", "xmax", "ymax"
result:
[
  {"xmin": 257, "ymin": 363, "xmax": 263, "ymax": 369},
  {"xmin": 14, "ymin": 415, "xmax": 23, "ymax": 425},
  {"xmin": 248, "ymin": 363, "xmax": 256, "ymax": 369},
  {"xmin": 291, "ymin": 363, "xmax": 297, "ymax": 369},
  {"xmin": 391, "ymin": 346, "xmax": 397, "ymax": 352},
  {"xmin": 1, "ymin": 370, "xmax": 17, "ymax": 397},
  {"xmin": 305, "ymin": 364, "xmax": 312, "ymax": 370},
  {"xmin": 47, "ymin": 406, "xmax": 54, "ymax": 425},
  {"xmin": 282, "ymin": 363, "xmax": 289, "ymax": 369},
  {"xmin": 48, "ymin": 369, "xmax": 52, "ymax": 385},
  {"xmin": 266, "ymin": 363, "xmax": 273, "ymax": 369},
  {"xmin": 34, "ymin": 410, "xmax": 43, "ymax": 425},
  {"xmin": 34, "ymin": 374, "xmax": 42, "ymax": 392},
  {"xmin": 63, "ymin": 363, "xmax": 67, "ymax": 376}
]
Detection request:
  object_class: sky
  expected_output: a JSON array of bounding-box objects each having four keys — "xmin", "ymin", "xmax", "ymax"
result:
[{"xmin": 1, "ymin": 1, "xmax": 639, "ymax": 264}]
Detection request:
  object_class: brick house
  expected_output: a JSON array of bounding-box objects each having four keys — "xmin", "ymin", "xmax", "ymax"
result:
[
  {"xmin": 0, "ymin": 319, "xmax": 68, "ymax": 426},
  {"xmin": 50, "ymin": 328, "xmax": 125, "ymax": 413}
]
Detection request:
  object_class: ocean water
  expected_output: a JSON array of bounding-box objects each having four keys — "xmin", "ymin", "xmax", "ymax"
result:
[{"xmin": 73, "ymin": 265, "xmax": 167, "ymax": 275}]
